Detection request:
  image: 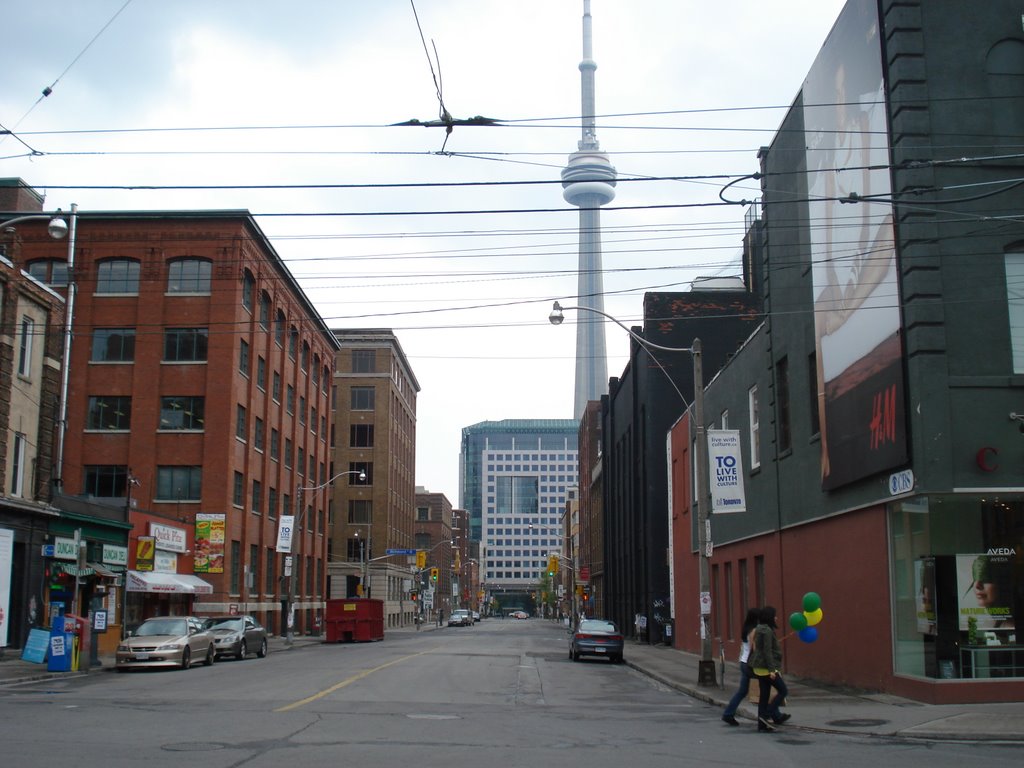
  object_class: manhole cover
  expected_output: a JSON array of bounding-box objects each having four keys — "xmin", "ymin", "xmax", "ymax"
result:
[
  {"xmin": 162, "ymin": 742, "xmax": 225, "ymax": 752},
  {"xmin": 826, "ymin": 718, "xmax": 888, "ymax": 728}
]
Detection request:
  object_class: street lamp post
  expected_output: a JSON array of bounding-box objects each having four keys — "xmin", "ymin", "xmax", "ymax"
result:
[
  {"xmin": 285, "ymin": 468, "xmax": 365, "ymax": 646},
  {"xmin": 550, "ymin": 301, "xmax": 716, "ymax": 685},
  {"xmin": 1, "ymin": 206, "xmax": 77, "ymax": 494}
]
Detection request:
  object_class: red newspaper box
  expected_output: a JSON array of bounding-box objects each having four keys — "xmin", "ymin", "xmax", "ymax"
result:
[{"xmin": 324, "ymin": 598, "xmax": 384, "ymax": 643}]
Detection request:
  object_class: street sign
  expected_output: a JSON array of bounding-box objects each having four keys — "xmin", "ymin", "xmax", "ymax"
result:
[{"xmin": 386, "ymin": 548, "xmax": 417, "ymax": 555}]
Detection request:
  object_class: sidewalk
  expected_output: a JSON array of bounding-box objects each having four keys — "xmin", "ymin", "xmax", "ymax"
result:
[{"xmin": 3, "ymin": 623, "xmax": 1023, "ymax": 743}]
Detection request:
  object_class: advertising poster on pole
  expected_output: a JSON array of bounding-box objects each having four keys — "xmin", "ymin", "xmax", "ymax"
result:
[
  {"xmin": 276, "ymin": 516, "xmax": 295, "ymax": 554},
  {"xmin": 707, "ymin": 429, "xmax": 746, "ymax": 513},
  {"xmin": 194, "ymin": 514, "xmax": 225, "ymax": 573}
]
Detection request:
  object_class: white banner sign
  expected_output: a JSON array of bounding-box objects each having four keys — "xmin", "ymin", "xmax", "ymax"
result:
[
  {"xmin": 0, "ymin": 528, "xmax": 13, "ymax": 648},
  {"xmin": 276, "ymin": 516, "xmax": 295, "ymax": 553},
  {"xmin": 708, "ymin": 429, "xmax": 746, "ymax": 513}
]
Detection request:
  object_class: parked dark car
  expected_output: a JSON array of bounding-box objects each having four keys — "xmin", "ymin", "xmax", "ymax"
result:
[
  {"xmin": 569, "ymin": 618, "xmax": 624, "ymax": 663},
  {"xmin": 201, "ymin": 615, "xmax": 269, "ymax": 660}
]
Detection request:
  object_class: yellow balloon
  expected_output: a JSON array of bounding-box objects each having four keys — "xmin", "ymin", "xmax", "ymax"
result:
[{"xmin": 804, "ymin": 608, "xmax": 823, "ymax": 626}]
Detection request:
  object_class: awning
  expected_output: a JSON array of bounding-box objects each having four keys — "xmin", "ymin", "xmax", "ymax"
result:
[
  {"xmin": 88, "ymin": 562, "xmax": 124, "ymax": 579},
  {"xmin": 126, "ymin": 571, "xmax": 214, "ymax": 594},
  {"xmin": 53, "ymin": 563, "xmax": 95, "ymax": 578}
]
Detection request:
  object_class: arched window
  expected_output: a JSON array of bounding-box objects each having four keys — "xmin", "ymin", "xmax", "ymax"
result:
[
  {"xmin": 167, "ymin": 258, "xmax": 211, "ymax": 293},
  {"xmin": 301, "ymin": 341, "xmax": 310, "ymax": 372},
  {"xmin": 242, "ymin": 269, "xmax": 255, "ymax": 311},
  {"xmin": 259, "ymin": 290, "xmax": 271, "ymax": 329},
  {"xmin": 96, "ymin": 259, "xmax": 140, "ymax": 294},
  {"xmin": 275, "ymin": 309, "xmax": 286, "ymax": 346},
  {"xmin": 289, "ymin": 326, "xmax": 298, "ymax": 360}
]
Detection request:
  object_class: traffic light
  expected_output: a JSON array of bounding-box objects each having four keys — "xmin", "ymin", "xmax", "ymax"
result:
[
  {"xmin": 416, "ymin": 550, "xmax": 426, "ymax": 569},
  {"xmin": 547, "ymin": 554, "xmax": 559, "ymax": 577},
  {"xmin": 430, "ymin": 567, "xmax": 439, "ymax": 582}
]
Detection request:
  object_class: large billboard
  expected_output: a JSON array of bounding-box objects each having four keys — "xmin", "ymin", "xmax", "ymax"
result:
[{"xmin": 804, "ymin": 0, "xmax": 908, "ymax": 489}]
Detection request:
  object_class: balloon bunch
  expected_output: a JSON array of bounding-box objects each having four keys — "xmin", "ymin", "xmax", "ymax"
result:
[{"xmin": 789, "ymin": 592, "xmax": 823, "ymax": 643}]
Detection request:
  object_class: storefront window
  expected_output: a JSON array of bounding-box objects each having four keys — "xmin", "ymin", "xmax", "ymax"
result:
[{"xmin": 889, "ymin": 494, "xmax": 1023, "ymax": 679}]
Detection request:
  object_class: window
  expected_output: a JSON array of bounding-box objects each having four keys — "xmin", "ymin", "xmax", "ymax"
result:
[
  {"xmin": 748, "ymin": 384, "xmax": 760, "ymax": 469},
  {"xmin": 349, "ymin": 462, "xmax": 372, "ymax": 485},
  {"xmin": 352, "ymin": 349, "xmax": 375, "ymax": 373},
  {"xmin": 807, "ymin": 352, "xmax": 820, "ymax": 436},
  {"xmin": 301, "ymin": 341, "xmax": 310, "ymax": 372},
  {"xmin": 242, "ymin": 269, "xmax": 254, "ymax": 312},
  {"xmin": 164, "ymin": 328, "xmax": 208, "ymax": 362},
  {"xmin": 351, "ymin": 423, "xmax": 374, "ymax": 447},
  {"xmin": 351, "ymin": 387, "xmax": 375, "ymax": 411},
  {"xmin": 284, "ymin": 438, "xmax": 293, "ymax": 469},
  {"xmin": 87, "ymin": 395, "xmax": 131, "ymax": 430},
  {"xmin": 156, "ymin": 466, "xmax": 202, "ymax": 501},
  {"xmin": 257, "ymin": 356, "xmax": 266, "ymax": 390},
  {"xmin": 270, "ymin": 428, "xmax": 280, "ymax": 460},
  {"xmin": 258, "ymin": 291, "xmax": 271, "ymax": 329},
  {"xmin": 159, "ymin": 396, "xmax": 204, "ymax": 430},
  {"xmin": 249, "ymin": 544, "xmax": 258, "ymax": 589},
  {"xmin": 348, "ymin": 499, "xmax": 372, "ymax": 524},
  {"xmin": 236, "ymin": 405, "xmax": 247, "ymax": 440},
  {"xmin": 299, "ymin": 396, "xmax": 306, "ymax": 425},
  {"xmin": 252, "ymin": 479, "xmax": 262, "ymax": 514},
  {"xmin": 298, "ymin": 447, "xmax": 305, "ymax": 476},
  {"xmin": 83, "ymin": 465, "xmax": 128, "ymax": 498},
  {"xmin": 27, "ymin": 259, "xmax": 68, "ymax": 287},
  {"xmin": 775, "ymin": 356, "xmax": 791, "ymax": 453},
  {"xmin": 233, "ymin": 472, "xmax": 244, "ymax": 506},
  {"xmin": 322, "ymin": 365, "xmax": 330, "ymax": 395},
  {"xmin": 1006, "ymin": 251, "xmax": 1024, "ymax": 373},
  {"xmin": 91, "ymin": 328, "xmax": 135, "ymax": 362},
  {"xmin": 96, "ymin": 259, "xmax": 140, "ymax": 294},
  {"xmin": 282, "ymin": 493, "xmax": 291, "ymax": 517},
  {"xmin": 10, "ymin": 433, "xmax": 26, "ymax": 497},
  {"xmin": 167, "ymin": 258, "xmax": 211, "ymax": 293},
  {"xmin": 286, "ymin": 385, "xmax": 295, "ymax": 414},
  {"xmin": 275, "ymin": 309, "xmax": 286, "ymax": 346},
  {"xmin": 272, "ymin": 371, "xmax": 281, "ymax": 402},
  {"xmin": 239, "ymin": 339, "xmax": 250, "ymax": 376},
  {"xmin": 254, "ymin": 417, "xmax": 265, "ymax": 452},
  {"xmin": 17, "ymin": 316, "xmax": 34, "ymax": 377},
  {"xmin": 416, "ymin": 506, "xmax": 429, "ymax": 522},
  {"xmin": 288, "ymin": 326, "xmax": 298, "ymax": 360},
  {"xmin": 311, "ymin": 406, "xmax": 318, "ymax": 435},
  {"xmin": 312, "ymin": 354, "xmax": 321, "ymax": 388},
  {"xmin": 230, "ymin": 540, "xmax": 241, "ymax": 594}
]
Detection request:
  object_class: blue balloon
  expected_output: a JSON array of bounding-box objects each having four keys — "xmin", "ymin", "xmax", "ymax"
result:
[{"xmin": 798, "ymin": 626, "xmax": 818, "ymax": 643}]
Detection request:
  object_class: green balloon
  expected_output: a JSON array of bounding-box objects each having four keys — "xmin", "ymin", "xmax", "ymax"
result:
[
  {"xmin": 789, "ymin": 611, "xmax": 808, "ymax": 631},
  {"xmin": 803, "ymin": 592, "xmax": 821, "ymax": 612}
]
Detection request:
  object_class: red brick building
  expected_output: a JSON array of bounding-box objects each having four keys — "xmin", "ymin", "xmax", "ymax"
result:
[{"xmin": 17, "ymin": 207, "xmax": 337, "ymax": 637}]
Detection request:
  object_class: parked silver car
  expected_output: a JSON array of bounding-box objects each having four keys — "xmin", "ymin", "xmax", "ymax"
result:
[
  {"xmin": 202, "ymin": 615, "xmax": 269, "ymax": 660},
  {"xmin": 116, "ymin": 616, "xmax": 215, "ymax": 671}
]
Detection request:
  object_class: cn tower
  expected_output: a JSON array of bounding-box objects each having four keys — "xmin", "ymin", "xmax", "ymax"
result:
[{"xmin": 561, "ymin": 0, "xmax": 616, "ymax": 420}]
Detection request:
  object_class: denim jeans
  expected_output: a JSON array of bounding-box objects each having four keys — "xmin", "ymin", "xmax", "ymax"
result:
[
  {"xmin": 723, "ymin": 662, "xmax": 751, "ymax": 717},
  {"xmin": 756, "ymin": 672, "xmax": 789, "ymax": 723}
]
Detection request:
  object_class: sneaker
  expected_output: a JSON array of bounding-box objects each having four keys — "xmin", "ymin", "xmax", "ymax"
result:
[
  {"xmin": 722, "ymin": 715, "xmax": 739, "ymax": 726},
  {"xmin": 757, "ymin": 718, "xmax": 777, "ymax": 732},
  {"xmin": 773, "ymin": 713, "xmax": 791, "ymax": 724}
]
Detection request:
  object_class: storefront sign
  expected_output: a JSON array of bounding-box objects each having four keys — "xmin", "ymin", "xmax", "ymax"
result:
[
  {"xmin": 708, "ymin": 430, "xmax": 746, "ymax": 513},
  {"xmin": 53, "ymin": 537, "xmax": 79, "ymax": 561},
  {"xmin": 154, "ymin": 551, "xmax": 178, "ymax": 572},
  {"xmin": 150, "ymin": 523, "xmax": 187, "ymax": 553},
  {"xmin": 135, "ymin": 536, "xmax": 156, "ymax": 571},
  {"xmin": 103, "ymin": 544, "xmax": 128, "ymax": 567},
  {"xmin": 888, "ymin": 469, "xmax": 914, "ymax": 496}
]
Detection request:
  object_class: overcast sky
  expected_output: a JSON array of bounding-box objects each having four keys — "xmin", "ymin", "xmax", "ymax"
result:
[{"xmin": 1, "ymin": 0, "xmax": 849, "ymax": 503}]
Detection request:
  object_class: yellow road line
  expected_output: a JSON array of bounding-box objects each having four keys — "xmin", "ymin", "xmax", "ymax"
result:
[{"xmin": 275, "ymin": 648, "xmax": 437, "ymax": 712}]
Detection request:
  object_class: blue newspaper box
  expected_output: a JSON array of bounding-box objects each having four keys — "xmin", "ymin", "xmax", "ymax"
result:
[{"xmin": 47, "ymin": 616, "xmax": 75, "ymax": 672}]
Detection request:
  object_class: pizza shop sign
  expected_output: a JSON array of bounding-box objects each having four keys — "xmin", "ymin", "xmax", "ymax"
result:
[{"xmin": 150, "ymin": 523, "xmax": 187, "ymax": 554}]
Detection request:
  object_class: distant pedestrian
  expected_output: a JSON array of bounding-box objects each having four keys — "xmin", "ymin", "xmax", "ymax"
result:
[
  {"xmin": 722, "ymin": 608, "xmax": 761, "ymax": 726},
  {"xmin": 748, "ymin": 606, "xmax": 790, "ymax": 732},
  {"xmin": 438, "ymin": 609, "xmax": 444, "ymax": 627}
]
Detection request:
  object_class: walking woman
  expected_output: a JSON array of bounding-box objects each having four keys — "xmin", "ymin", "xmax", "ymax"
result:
[
  {"xmin": 722, "ymin": 608, "xmax": 760, "ymax": 726},
  {"xmin": 748, "ymin": 606, "xmax": 791, "ymax": 731}
]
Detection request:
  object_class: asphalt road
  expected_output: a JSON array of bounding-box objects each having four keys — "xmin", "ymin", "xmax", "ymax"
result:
[{"xmin": 1, "ymin": 619, "xmax": 1020, "ymax": 768}]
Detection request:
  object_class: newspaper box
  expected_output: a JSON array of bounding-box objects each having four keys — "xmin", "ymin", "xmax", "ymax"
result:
[{"xmin": 324, "ymin": 598, "xmax": 384, "ymax": 643}]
